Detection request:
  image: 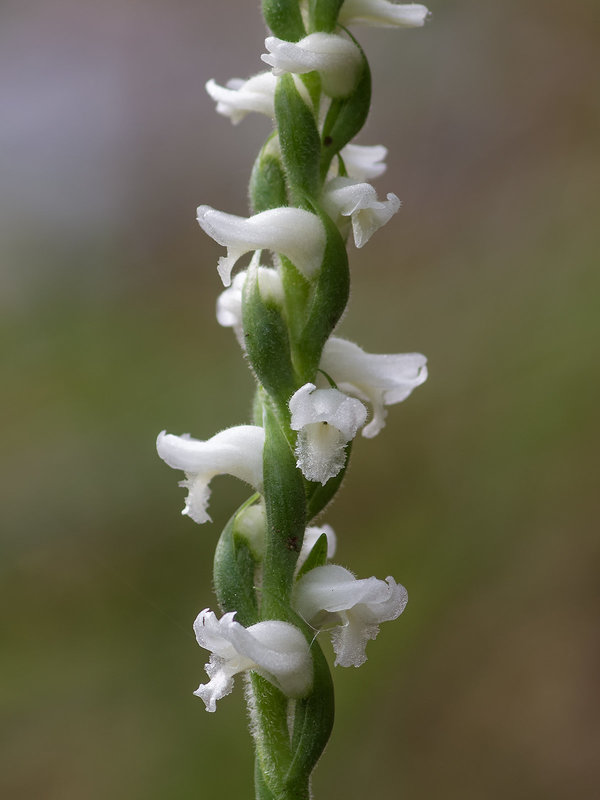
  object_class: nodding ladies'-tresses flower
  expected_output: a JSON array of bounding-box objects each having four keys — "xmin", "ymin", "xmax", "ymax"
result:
[
  {"xmin": 289, "ymin": 383, "xmax": 367, "ymax": 485},
  {"xmin": 205, "ymin": 72, "xmax": 277, "ymax": 125},
  {"xmin": 338, "ymin": 143, "xmax": 388, "ymax": 182},
  {"xmin": 322, "ymin": 177, "xmax": 401, "ymax": 249},
  {"xmin": 205, "ymin": 72, "xmax": 312, "ymax": 125},
  {"xmin": 294, "ymin": 565, "xmax": 408, "ymax": 667},
  {"xmin": 193, "ymin": 610, "xmax": 313, "ymax": 712},
  {"xmin": 261, "ymin": 32, "xmax": 362, "ymax": 98},
  {"xmin": 319, "ymin": 337, "xmax": 428, "ymax": 438},
  {"xmin": 156, "ymin": 426, "xmax": 265, "ymax": 524},
  {"xmin": 197, "ymin": 205, "xmax": 326, "ymax": 286},
  {"xmin": 338, "ymin": 0, "xmax": 430, "ymax": 29},
  {"xmin": 216, "ymin": 262, "xmax": 284, "ymax": 346}
]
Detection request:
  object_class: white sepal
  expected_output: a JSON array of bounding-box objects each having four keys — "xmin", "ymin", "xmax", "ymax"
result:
[
  {"xmin": 339, "ymin": 0, "xmax": 430, "ymax": 29},
  {"xmin": 193, "ymin": 610, "xmax": 313, "ymax": 711},
  {"xmin": 322, "ymin": 177, "xmax": 401, "ymax": 248},
  {"xmin": 261, "ymin": 33, "xmax": 362, "ymax": 98},
  {"xmin": 294, "ymin": 565, "xmax": 408, "ymax": 667},
  {"xmin": 205, "ymin": 72, "xmax": 278, "ymax": 124},
  {"xmin": 156, "ymin": 426, "xmax": 265, "ymax": 523},
  {"xmin": 289, "ymin": 383, "xmax": 367, "ymax": 485},
  {"xmin": 216, "ymin": 262, "xmax": 284, "ymax": 346},
  {"xmin": 197, "ymin": 205, "xmax": 326, "ymax": 286},
  {"xmin": 339, "ymin": 143, "xmax": 388, "ymax": 181},
  {"xmin": 320, "ymin": 337, "xmax": 427, "ymax": 438}
]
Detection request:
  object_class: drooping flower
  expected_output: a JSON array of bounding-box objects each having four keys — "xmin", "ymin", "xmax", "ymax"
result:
[
  {"xmin": 289, "ymin": 383, "xmax": 367, "ymax": 484},
  {"xmin": 339, "ymin": 0, "xmax": 430, "ymax": 29},
  {"xmin": 339, "ymin": 143, "xmax": 388, "ymax": 181},
  {"xmin": 216, "ymin": 262, "xmax": 284, "ymax": 346},
  {"xmin": 319, "ymin": 337, "xmax": 428, "ymax": 438},
  {"xmin": 205, "ymin": 72, "xmax": 278, "ymax": 124},
  {"xmin": 193, "ymin": 609, "xmax": 313, "ymax": 711},
  {"xmin": 294, "ymin": 565, "xmax": 408, "ymax": 667},
  {"xmin": 322, "ymin": 177, "xmax": 401, "ymax": 248},
  {"xmin": 156, "ymin": 426, "xmax": 265, "ymax": 524},
  {"xmin": 297, "ymin": 523, "xmax": 337, "ymax": 570},
  {"xmin": 205, "ymin": 72, "xmax": 312, "ymax": 125},
  {"xmin": 261, "ymin": 33, "xmax": 362, "ymax": 98},
  {"xmin": 197, "ymin": 205, "xmax": 326, "ymax": 286}
]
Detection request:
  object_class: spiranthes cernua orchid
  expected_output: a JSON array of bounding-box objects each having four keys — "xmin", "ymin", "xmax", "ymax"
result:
[{"xmin": 156, "ymin": 2, "xmax": 431, "ymax": 797}]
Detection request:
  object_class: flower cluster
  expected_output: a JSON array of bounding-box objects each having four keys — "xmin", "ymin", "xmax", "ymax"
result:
[{"xmin": 157, "ymin": 1, "xmax": 429, "ymax": 795}]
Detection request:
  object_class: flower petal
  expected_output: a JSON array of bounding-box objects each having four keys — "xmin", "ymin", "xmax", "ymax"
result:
[
  {"xmin": 339, "ymin": 0, "xmax": 430, "ymax": 29},
  {"xmin": 197, "ymin": 206, "xmax": 326, "ymax": 286},
  {"xmin": 156, "ymin": 426, "xmax": 265, "ymax": 523},
  {"xmin": 205, "ymin": 72, "xmax": 278, "ymax": 124},
  {"xmin": 339, "ymin": 143, "xmax": 388, "ymax": 181},
  {"xmin": 262, "ymin": 33, "xmax": 362, "ymax": 98},
  {"xmin": 193, "ymin": 610, "xmax": 313, "ymax": 710},
  {"xmin": 319, "ymin": 337, "xmax": 427, "ymax": 437},
  {"xmin": 323, "ymin": 177, "xmax": 401, "ymax": 248},
  {"xmin": 289, "ymin": 384, "xmax": 367, "ymax": 484},
  {"xmin": 294, "ymin": 565, "xmax": 408, "ymax": 667}
]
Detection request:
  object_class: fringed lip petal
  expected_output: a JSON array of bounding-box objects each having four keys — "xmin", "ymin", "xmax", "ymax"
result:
[
  {"xmin": 156, "ymin": 426, "xmax": 265, "ymax": 523},
  {"xmin": 294, "ymin": 565, "xmax": 408, "ymax": 667},
  {"xmin": 289, "ymin": 384, "xmax": 367, "ymax": 484},
  {"xmin": 193, "ymin": 610, "xmax": 313, "ymax": 711}
]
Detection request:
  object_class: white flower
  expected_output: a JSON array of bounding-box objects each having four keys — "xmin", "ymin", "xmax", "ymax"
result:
[
  {"xmin": 205, "ymin": 72, "xmax": 312, "ymax": 125},
  {"xmin": 193, "ymin": 610, "xmax": 313, "ymax": 711},
  {"xmin": 319, "ymin": 337, "xmax": 427, "ymax": 438},
  {"xmin": 156, "ymin": 426, "xmax": 265, "ymax": 524},
  {"xmin": 294, "ymin": 565, "xmax": 408, "ymax": 667},
  {"xmin": 322, "ymin": 177, "xmax": 401, "ymax": 248},
  {"xmin": 261, "ymin": 33, "xmax": 362, "ymax": 98},
  {"xmin": 205, "ymin": 72, "xmax": 278, "ymax": 124},
  {"xmin": 339, "ymin": 143, "xmax": 388, "ymax": 181},
  {"xmin": 197, "ymin": 205, "xmax": 326, "ymax": 286},
  {"xmin": 216, "ymin": 262, "xmax": 284, "ymax": 345},
  {"xmin": 297, "ymin": 523, "xmax": 337, "ymax": 571},
  {"xmin": 289, "ymin": 383, "xmax": 367, "ymax": 484},
  {"xmin": 339, "ymin": 0, "xmax": 430, "ymax": 28}
]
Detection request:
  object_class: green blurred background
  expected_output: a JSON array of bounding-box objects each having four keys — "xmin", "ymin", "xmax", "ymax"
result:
[{"xmin": 2, "ymin": 1, "xmax": 599, "ymax": 797}]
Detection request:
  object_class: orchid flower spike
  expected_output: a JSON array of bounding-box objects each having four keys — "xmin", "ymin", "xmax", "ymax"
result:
[
  {"xmin": 289, "ymin": 384, "xmax": 367, "ymax": 485},
  {"xmin": 205, "ymin": 73, "xmax": 277, "ymax": 124},
  {"xmin": 294, "ymin": 565, "xmax": 408, "ymax": 667},
  {"xmin": 319, "ymin": 337, "xmax": 428, "ymax": 438},
  {"xmin": 197, "ymin": 205, "xmax": 326, "ymax": 286},
  {"xmin": 339, "ymin": 143, "xmax": 388, "ymax": 181},
  {"xmin": 216, "ymin": 261, "xmax": 284, "ymax": 346},
  {"xmin": 323, "ymin": 177, "xmax": 401, "ymax": 248},
  {"xmin": 339, "ymin": 0, "xmax": 430, "ymax": 29},
  {"xmin": 156, "ymin": 425, "xmax": 265, "ymax": 524},
  {"xmin": 193, "ymin": 610, "xmax": 313, "ymax": 711},
  {"xmin": 262, "ymin": 33, "xmax": 362, "ymax": 98}
]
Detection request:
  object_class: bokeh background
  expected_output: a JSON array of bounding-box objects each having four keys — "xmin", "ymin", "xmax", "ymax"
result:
[{"xmin": 2, "ymin": 1, "xmax": 599, "ymax": 797}]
